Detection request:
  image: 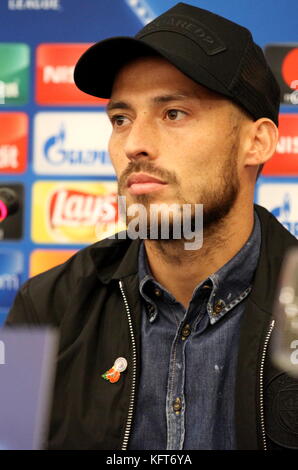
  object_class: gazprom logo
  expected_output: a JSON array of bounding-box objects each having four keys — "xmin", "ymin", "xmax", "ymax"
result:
[
  {"xmin": 271, "ymin": 193, "xmax": 298, "ymax": 237},
  {"xmin": 43, "ymin": 124, "xmax": 111, "ymax": 166},
  {"xmin": 34, "ymin": 112, "xmax": 115, "ymax": 175},
  {"xmin": 257, "ymin": 182, "xmax": 298, "ymax": 239}
]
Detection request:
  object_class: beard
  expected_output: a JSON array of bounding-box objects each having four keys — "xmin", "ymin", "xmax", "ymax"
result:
[{"xmin": 117, "ymin": 139, "xmax": 240, "ymax": 241}]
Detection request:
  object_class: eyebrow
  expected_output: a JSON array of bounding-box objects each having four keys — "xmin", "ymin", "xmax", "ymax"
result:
[{"xmin": 106, "ymin": 93, "xmax": 195, "ymax": 113}]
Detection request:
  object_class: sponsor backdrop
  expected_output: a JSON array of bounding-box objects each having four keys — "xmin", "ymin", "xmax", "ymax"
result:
[{"xmin": 0, "ymin": 0, "xmax": 297, "ymax": 324}]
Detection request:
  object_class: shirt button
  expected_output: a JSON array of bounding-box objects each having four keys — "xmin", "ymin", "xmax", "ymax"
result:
[
  {"xmin": 181, "ymin": 324, "xmax": 191, "ymax": 340},
  {"xmin": 154, "ymin": 287, "xmax": 162, "ymax": 297},
  {"xmin": 147, "ymin": 304, "xmax": 155, "ymax": 316},
  {"xmin": 213, "ymin": 299, "xmax": 225, "ymax": 315},
  {"xmin": 173, "ymin": 397, "xmax": 182, "ymax": 414}
]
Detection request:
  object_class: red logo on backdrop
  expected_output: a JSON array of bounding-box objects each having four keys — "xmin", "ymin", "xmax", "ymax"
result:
[
  {"xmin": 282, "ymin": 48, "xmax": 298, "ymax": 91},
  {"xmin": 265, "ymin": 45, "xmax": 298, "ymax": 105},
  {"xmin": 262, "ymin": 114, "xmax": 298, "ymax": 176},
  {"xmin": 35, "ymin": 44, "xmax": 107, "ymax": 106},
  {"xmin": 49, "ymin": 189, "xmax": 118, "ymax": 228},
  {"xmin": 0, "ymin": 113, "xmax": 28, "ymax": 173}
]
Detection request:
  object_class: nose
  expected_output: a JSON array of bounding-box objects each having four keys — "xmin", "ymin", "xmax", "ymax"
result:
[{"xmin": 124, "ymin": 114, "xmax": 158, "ymax": 162}]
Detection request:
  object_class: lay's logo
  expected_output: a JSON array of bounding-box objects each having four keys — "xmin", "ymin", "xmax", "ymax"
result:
[
  {"xmin": 31, "ymin": 181, "xmax": 126, "ymax": 244},
  {"xmin": 35, "ymin": 44, "xmax": 107, "ymax": 105},
  {"xmin": 49, "ymin": 188, "xmax": 118, "ymax": 228}
]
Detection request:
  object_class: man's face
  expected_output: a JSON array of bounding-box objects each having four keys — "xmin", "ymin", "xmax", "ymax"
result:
[{"xmin": 107, "ymin": 55, "xmax": 241, "ymax": 232}]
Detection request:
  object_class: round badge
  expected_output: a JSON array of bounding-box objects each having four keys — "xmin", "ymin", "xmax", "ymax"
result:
[{"xmin": 114, "ymin": 357, "xmax": 128, "ymax": 373}]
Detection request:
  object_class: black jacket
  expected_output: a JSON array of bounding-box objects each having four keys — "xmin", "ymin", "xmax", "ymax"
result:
[{"xmin": 5, "ymin": 204, "xmax": 298, "ymax": 450}]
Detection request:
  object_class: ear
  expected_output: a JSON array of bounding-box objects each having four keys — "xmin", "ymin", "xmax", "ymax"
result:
[{"xmin": 243, "ymin": 118, "xmax": 279, "ymax": 168}]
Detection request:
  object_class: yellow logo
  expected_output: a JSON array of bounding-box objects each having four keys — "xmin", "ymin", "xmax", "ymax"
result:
[{"xmin": 31, "ymin": 181, "xmax": 125, "ymax": 244}]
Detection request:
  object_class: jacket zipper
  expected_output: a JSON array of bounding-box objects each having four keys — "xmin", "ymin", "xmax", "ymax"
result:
[
  {"xmin": 259, "ymin": 319, "xmax": 275, "ymax": 450},
  {"xmin": 119, "ymin": 280, "xmax": 137, "ymax": 451},
  {"xmin": 119, "ymin": 280, "xmax": 275, "ymax": 451}
]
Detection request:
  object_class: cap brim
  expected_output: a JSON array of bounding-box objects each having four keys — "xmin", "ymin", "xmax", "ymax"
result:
[{"xmin": 74, "ymin": 35, "xmax": 233, "ymax": 100}]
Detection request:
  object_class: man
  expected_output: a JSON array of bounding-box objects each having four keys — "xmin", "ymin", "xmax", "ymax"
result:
[{"xmin": 6, "ymin": 2, "xmax": 298, "ymax": 450}]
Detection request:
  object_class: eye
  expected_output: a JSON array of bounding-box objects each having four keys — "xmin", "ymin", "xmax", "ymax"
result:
[
  {"xmin": 165, "ymin": 109, "xmax": 187, "ymax": 121},
  {"xmin": 110, "ymin": 115, "xmax": 130, "ymax": 127}
]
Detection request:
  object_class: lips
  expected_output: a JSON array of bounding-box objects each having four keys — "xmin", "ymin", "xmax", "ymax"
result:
[
  {"xmin": 127, "ymin": 173, "xmax": 166, "ymax": 186},
  {"xmin": 126, "ymin": 173, "xmax": 167, "ymax": 195}
]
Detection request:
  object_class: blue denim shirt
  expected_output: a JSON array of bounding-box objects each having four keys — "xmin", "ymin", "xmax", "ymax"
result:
[{"xmin": 129, "ymin": 212, "xmax": 261, "ymax": 450}]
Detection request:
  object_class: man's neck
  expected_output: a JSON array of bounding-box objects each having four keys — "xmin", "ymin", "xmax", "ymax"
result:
[{"xmin": 143, "ymin": 207, "xmax": 255, "ymax": 309}]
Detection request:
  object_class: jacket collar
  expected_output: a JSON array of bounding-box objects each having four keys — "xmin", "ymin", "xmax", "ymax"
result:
[
  {"xmin": 89, "ymin": 233, "xmax": 140, "ymax": 284},
  {"xmin": 89, "ymin": 204, "xmax": 297, "ymax": 310},
  {"xmin": 250, "ymin": 204, "xmax": 297, "ymax": 314}
]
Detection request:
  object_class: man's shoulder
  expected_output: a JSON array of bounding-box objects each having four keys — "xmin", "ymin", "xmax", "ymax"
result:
[
  {"xmin": 255, "ymin": 204, "xmax": 298, "ymax": 248},
  {"xmin": 248, "ymin": 204, "xmax": 298, "ymax": 313}
]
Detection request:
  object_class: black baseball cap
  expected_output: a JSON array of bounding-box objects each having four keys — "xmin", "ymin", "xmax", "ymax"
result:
[{"xmin": 74, "ymin": 2, "xmax": 280, "ymax": 125}]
